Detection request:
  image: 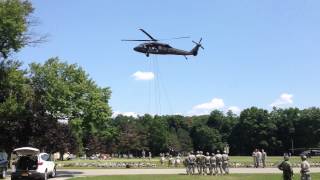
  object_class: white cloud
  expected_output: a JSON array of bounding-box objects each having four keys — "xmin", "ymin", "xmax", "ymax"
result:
[
  {"xmin": 132, "ymin": 71, "xmax": 154, "ymax": 81},
  {"xmin": 270, "ymin": 93, "xmax": 294, "ymax": 107},
  {"xmin": 194, "ymin": 98, "xmax": 225, "ymax": 110},
  {"xmin": 227, "ymin": 106, "xmax": 241, "ymax": 114},
  {"xmin": 187, "ymin": 98, "xmax": 242, "ymax": 116},
  {"xmin": 112, "ymin": 111, "xmax": 139, "ymax": 118},
  {"xmin": 188, "ymin": 98, "xmax": 225, "ymax": 115}
]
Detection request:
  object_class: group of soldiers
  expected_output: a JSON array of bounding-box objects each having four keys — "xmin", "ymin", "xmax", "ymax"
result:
[
  {"xmin": 252, "ymin": 148, "xmax": 267, "ymax": 168},
  {"xmin": 278, "ymin": 155, "xmax": 311, "ymax": 180},
  {"xmin": 184, "ymin": 150, "xmax": 229, "ymax": 176}
]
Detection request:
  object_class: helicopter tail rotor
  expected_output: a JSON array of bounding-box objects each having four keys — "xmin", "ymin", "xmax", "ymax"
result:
[
  {"xmin": 192, "ymin": 38, "xmax": 204, "ymax": 50},
  {"xmin": 190, "ymin": 38, "xmax": 204, "ymax": 56}
]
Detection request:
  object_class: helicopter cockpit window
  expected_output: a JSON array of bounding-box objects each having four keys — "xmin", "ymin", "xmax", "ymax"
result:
[{"xmin": 164, "ymin": 44, "xmax": 172, "ymax": 48}]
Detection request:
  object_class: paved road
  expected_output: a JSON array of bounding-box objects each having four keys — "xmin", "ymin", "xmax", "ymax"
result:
[{"xmin": 6, "ymin": 168, "xmax": 320, "ymax": 180}]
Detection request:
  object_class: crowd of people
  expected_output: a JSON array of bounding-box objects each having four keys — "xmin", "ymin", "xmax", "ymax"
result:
[{"xmin": 183, "ymin": 150, "xmax": 229, "ymax": 176}]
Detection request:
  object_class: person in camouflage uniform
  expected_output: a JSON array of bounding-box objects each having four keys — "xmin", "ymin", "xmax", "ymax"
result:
[
  {"xmin": 204, "ymin": 152, "xmax": 211, "ymax": 175},
  {"xmin": 278, "ymin": 155, "xmax": 294, "ymax": 180},
  {"xmin": 210, "ymin": 153, "xmax": 217, "ymax": 176},
  {"xmin": 187, "ymin": 151, "xmax": 196, "ymax": 175},
  {"xmin": 300, "ymin": 155, "xmax": 311, "ymax": 180},
  {"xmin": 261, "ymin": 149, "xmax": 267, "ymax": 168},
  {"xmin": 222, "ymin": 150, "xmax": 229, "ymax": 174},
  {"xmin": 195, "ymin": 151, "xmax": 201, "ymax": 174},
  {"xmin": 184, "ymin": 153, "xmax": 191, "ymax": 175},
  {"xmin": 199, "ymin": 151, "xmax": 206, "ymax": 175},
  {"xmin": 252, "ymin": 149, "xmax": 257, "ymax": 168},
  {"xmin": 215, "ymin": 150, "xmax": 223, "ymax": 175}
]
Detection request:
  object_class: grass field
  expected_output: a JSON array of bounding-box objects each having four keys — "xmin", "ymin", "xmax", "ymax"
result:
[
  {"xmin": 56, "ymin": 156, "xmax": 320, "ymax": 169},
  {"xmin": 68, "ymin": 174, "xmax": 320, "ymax": 180}
]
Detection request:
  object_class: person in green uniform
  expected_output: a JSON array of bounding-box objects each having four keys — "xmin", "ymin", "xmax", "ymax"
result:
[{"xmin": 278, "ymin": 155, "xmax": 294, "ymax": 180}]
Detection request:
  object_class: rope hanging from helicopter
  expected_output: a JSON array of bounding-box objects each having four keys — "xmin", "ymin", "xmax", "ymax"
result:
[{"xmin": 147, "ymin": 55, "xmax": 173, "ymax": 115}]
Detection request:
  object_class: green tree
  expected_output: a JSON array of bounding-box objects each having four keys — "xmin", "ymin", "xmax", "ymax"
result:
[
  {"xmin": 270, "ymin": 107, "xmax": 299, "ymax": 154},
  {"xmin": 191, "ymin": 125, "xmax": 222, "ymax": 152},
  {"xmin": 148, "ymin": 116, "xmax": 169, "ymax": 154},
  {"xmin": 230, "ymin": 107, "xmax": 277, "ymax": 155},
  {"xmin": 0, "ymin": 0, "xmax": 42, "ymax": 59},
  {"xmin": 0, "ymin": 60, "xmax": 33, "ymax": 154},
  {"xmin": 176, "ymin": 128, "xmax": 193, "ymax": 152},
  {"xmin": 295, "ymin": 108, "xmax": 320, "ymax": 149},
  {"xmin": 112, "ymin": 115, "xmax": 148, "ymax": 155},
  {"xmin": 29, "ymin": 58, "xmax": 112, "ymax": 153}
]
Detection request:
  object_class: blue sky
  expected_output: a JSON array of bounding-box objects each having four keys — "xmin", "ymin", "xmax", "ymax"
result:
[{"xmin": 17, "ymin": 0, "xmax": 320, "ymax": 116}]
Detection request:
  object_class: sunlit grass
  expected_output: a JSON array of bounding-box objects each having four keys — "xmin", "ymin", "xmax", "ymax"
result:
[{"xmin": 68, "ymin": 173, "xmax": 320, "ymax": 180}]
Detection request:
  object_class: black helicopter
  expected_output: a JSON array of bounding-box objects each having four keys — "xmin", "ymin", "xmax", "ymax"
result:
[{"xmin": 122, "ymin": 29, "xmax": 204, "ymax": 59}]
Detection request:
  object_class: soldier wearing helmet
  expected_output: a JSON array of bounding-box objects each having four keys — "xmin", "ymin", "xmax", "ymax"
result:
[
  {"xmin": 204, "ymin": 152, "xmax": 211, "ymax": 175},
  {"xmin": 195, "ymin": 151, "xmax": 202, "ymax": 174},
  {"xmin": 215, "ymin": 150, "xmax": 223, "ymax": 175},
  {"xmin": 188, "ymin": 151, "xmax": 196, "ymax": 175},
  {"xmin": 300, "ymin": 155, "xmax": 311, "ymax": 180},
  {"xmin": 222, "ymin": 150, "xmax": 229, "ymax": 174},
  {"xmin": 210, "ymin": 153, "xmax": 217, "ymax": 175},
  {"xmin": 278, "ymin": 155, "xmax": 293, "ymax": 180}
]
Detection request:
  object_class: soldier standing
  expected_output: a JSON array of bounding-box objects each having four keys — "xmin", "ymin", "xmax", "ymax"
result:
[
  {"xmin": 168, "ymin": 155, "xmax": 175, "ymax": 167},
  {"xmin": 195, "ymin": 151, "xmax": 201, "ymax": 174},
  {"xmin": 300, "ymin": 155, "xmax": 311, "ymax": 180},
  {"xmin": 215, "ymin": 150, "xmax": 223, "ymax": 175},
  {"xmin": 160, "ymin": 153, "xmax": 165, "ymax": 165},
  {"xmin": 189, "ymin": 151, "xmax": 196, "ymax": 175},
  {"xmin": 175, "ymin": 153, "xmax": 181, "ymax": 167},
  {"xmin": 148, "ymin": 151, "xmax": 152, "ymax": 160},
  {"xmin": 184, "ymin": 153, "xmax": 191, "ymax": 175},
  {"xmin": 252, "ymin": 149, "xmax": 257, "ymax": 167},
  {"xmin": 199, "ymin": 151, "xmax": 206, "ymax": 175},
  {"xmin": 222, "ymin": 150, "xmax": 229, "ymax": 174},
  {"xmin": 141, "ymin": 149, "xmax": 146, "ymax": 159},
  {"xmin": 256, "ymin": 149, "xmax": 262, "ymax": 168},
  {"xmin": 278, "ymin": 155, "xmax": 294, "ymax": 180},
  {"xmin": 210, "ymin": 153, "xmax": 217, "ymax": 175},
  {"xmin": 262, "ymin": 149, "xmax": 267, "ymax": 168},
  {"xmin": 204, "ymin": 152, "xmax": 211, "ymax": 175}
]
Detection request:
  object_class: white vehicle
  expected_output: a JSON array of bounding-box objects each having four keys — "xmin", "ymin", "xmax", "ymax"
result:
[{"xmin": 11, "ymin": 147, "xmax": 56, "ymax": 180}]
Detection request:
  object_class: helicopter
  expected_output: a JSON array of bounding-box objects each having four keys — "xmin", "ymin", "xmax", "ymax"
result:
[{"xmin": 122, "ymin": 29, "xmax": 204, "ymax": 59}]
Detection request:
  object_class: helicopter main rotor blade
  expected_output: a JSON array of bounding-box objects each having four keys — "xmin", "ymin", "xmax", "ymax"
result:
[
  {"xmin": 160, "ymin": 36, "xmax": 190, "ymax": 41},
  {"xmin": 139, "ymin": 29, "xmax": 158, "ymax": 41},
  {"xmin": 121, "ymin": 39, "xmax": 154, "ymax": 42}
]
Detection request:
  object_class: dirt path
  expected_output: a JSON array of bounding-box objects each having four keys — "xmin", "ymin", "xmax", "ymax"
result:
[{"xmin": 6, "ymin": 168, "xmax": 320, "ymax": 180}]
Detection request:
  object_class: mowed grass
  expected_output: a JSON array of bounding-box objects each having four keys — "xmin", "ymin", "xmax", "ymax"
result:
[
  {"xmin": 69, "ymin": 173, "xmax": 320, "ymax": 180},
  {"xmin": 57, "ymin": 156, "xmax": 320, "ymax": 169},
  {"xmin": 230, "ymin": 156, "xmax": 320, "ymax": 163}
]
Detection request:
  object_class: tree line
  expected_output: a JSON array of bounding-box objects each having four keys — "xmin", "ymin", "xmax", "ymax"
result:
[
  {"xmin": 107, "ymin": 107, "xmax": 320, "ymax": 156},
  {"xmin": 1, "ymin": 0, "xmax": 320, "ymax": 158}
]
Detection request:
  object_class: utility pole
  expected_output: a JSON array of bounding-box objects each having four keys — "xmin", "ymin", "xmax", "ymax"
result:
[{"xmin": 289, "ymin": 127, "xmax": 295, "ymax": 155}]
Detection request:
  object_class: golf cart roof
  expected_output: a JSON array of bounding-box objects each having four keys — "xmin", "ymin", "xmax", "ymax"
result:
[{"xmin": 13, "ymin": 147, "xmax": 40, "ymax": 156}]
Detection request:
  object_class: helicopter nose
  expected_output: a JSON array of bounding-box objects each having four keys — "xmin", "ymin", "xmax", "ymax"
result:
[{"xmin": 133, "ymin": 46, "xmax": 140, "ymax": 52}]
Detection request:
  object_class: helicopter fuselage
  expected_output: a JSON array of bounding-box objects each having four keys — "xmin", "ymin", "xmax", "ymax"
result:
[{"xmin": 134, "ymin": 42, "xmax": 192, "ymax": 56}]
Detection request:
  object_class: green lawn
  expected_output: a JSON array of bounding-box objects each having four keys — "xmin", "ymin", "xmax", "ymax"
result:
[
  {"xmin": 68, "ymin": 174, "xmax": 320, "ymax": 180},
  {"xmin": 56, "ymin": 156, "xmax": 320, "ymax": 169}
]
